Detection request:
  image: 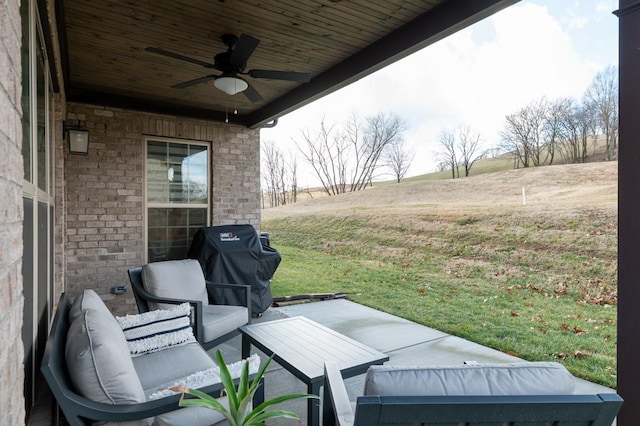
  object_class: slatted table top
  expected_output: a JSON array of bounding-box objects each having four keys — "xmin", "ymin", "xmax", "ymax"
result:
[{"xmin": 240, "ymin": 315, "xmax": 389, "ymax": 385}]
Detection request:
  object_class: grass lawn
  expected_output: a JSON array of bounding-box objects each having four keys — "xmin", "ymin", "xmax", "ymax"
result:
[{"xmin": 263, "ymin": 194, "xmax": 618, "ymax": 388}]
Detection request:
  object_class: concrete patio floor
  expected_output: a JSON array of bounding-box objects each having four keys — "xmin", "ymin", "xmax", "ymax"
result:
[{"xmin": 213, "ymin": 298, "xmax": 615, "ymax": 426}]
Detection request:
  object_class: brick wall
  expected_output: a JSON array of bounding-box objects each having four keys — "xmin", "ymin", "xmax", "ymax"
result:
[
  {"xmin": 0, "ymin": 0, "xmax": 26, "ymax": 423},
  {"xmin": 64, "ymin": 103, "xmax": 261, "ymax": 315}
]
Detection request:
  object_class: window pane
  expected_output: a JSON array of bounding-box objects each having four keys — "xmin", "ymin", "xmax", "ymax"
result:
[
  {"xmin": 147, "ymin": 141, "xmax": 210, "ymax": 205},
  {"xmin": 36, "ymin": 35, "xmax": 46, "ymax": 191},
  {"xmin": 21, "ymin": 1, "xmax": 31, "ymax": 182},
  {"xmin": 147, "ymin": 207, "xmax": 207, "ymax": 261},
  {"xmin": 186, "ymin": 147, "xmax": 208, "ymax": 203}
]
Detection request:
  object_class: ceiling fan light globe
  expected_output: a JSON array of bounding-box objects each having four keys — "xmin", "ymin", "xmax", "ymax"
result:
[{"xmin": 214, "ymin": 76, "xmax": 248, "ymax": 95}]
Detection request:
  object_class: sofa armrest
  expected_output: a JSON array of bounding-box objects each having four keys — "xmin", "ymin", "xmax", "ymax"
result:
[
  {"xmin": 323, "ymin": 361, "xmax": 354, "ymax": 426},
  {"xmin": 205, "ymin": 281, "xmax": 252, "ymax": 321},
  {"xmin": 45, "ymin": 372, "xmax": 261, "ymax": 426}
]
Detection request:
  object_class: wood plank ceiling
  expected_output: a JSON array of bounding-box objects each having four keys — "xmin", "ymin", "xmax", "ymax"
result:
[{"xmin": 58, "ymin": 0, "xmax": 519, "ymax": 128}]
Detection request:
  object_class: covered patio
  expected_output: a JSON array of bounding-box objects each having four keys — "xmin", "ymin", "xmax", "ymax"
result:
[
  {"xmin": 1, "ymin": 0, "xmax": 639, "ymax": 425},
  {"xmin": 28, "ymin": 297, "xmax": 615, "ymax": 425}
]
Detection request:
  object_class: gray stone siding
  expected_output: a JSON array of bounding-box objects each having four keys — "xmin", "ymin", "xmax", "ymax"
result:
[{"xmin": 64, "ymin": 103, "xmax": 261, "ymax": 315}]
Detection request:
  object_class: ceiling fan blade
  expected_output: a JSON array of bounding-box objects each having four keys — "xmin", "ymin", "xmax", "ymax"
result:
[
  {"xmin": 171, "ymin": 75, "xmax": 217, "ymax": 89},
  {"xmin": 146, "ymin": 47, "xmax": 215, "ymax": 68},
  {"xmin": 230, "ymin": 34, "xmax": 260, "ymax": 67},
  {"xmin": 242, "ymin": 83, "xmax": 263, "ymax": 103},
  {"xmin": 247, "ymin": 69, "xmax": 311, "ymax": 83}
]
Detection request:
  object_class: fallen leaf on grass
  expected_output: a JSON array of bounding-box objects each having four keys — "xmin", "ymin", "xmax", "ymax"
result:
[{"xmin": 574, "ymin": 350, "xmax": 586, "ymax": 359}]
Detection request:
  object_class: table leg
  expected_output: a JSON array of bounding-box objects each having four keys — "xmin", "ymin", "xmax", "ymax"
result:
[
  {"xmin": 241, "ymin": 334, "xmax": 251, "ymax": 359},
  {"xmin": 322, "ymin": 382, "xmax": 335, "ymax": 426},
  {"xmin": 308, "ymin": 382, "xmax": 322, "ymax": 426}
]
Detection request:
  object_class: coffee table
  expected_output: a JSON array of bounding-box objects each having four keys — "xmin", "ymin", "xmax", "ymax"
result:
[{"xmin": 240, "ymin": 316, "xmax": 388, "ymax": 426}]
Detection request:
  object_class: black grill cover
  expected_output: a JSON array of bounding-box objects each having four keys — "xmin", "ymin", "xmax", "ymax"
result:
[{"xmin": 187, "ymin": 224, "xmax": 281, "ymax": 314}]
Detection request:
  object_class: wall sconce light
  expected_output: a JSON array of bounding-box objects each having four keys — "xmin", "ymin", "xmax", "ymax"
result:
[{"xmin": 67, "ymin": 128, "xmax": 90, "ymax": 155}]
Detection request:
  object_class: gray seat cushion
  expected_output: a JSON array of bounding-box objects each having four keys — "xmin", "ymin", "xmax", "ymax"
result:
[
  {"xmin": 142, "ymin": 259, "xmax": 208, "ymax": 310},
  {"xmin": 364, "ymin": 362, "xmax": 575, "ymax": 396},
  {"xmin": 154, "ymin": 402, "xmax": 229, "ymax": 426},
  {"xmin": 202, "ymin": 304, "xmax": 249, "ymax": 342},
  {"xmin": 132, "ymin": 342, "xmax": 217, "ymax": 393}
]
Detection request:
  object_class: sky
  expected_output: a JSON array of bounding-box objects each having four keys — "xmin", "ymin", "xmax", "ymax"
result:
[{"xmin": 260, "ymin": 0, "xmax": 619, "ymax": 187}]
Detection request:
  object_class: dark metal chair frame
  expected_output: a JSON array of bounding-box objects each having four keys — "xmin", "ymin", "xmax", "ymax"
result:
[
  {"xmin": 322, "ymin": 361, "xmax": 623, "ymax": 426},
  {"xmin": 41, "ymin": 293, "xmax": 262, "ymax": 426},
  {"xmin": 128, "ymin": 266, "xmax": 252, "ymax": 350}
]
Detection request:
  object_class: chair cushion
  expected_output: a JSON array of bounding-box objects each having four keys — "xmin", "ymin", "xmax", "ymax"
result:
[
  {"xmin": 69, "ymin": 288, "xmax": 112, "ymax": 323},
  {"xmin": 132, "ymin": 342, "xmax": 217, "ymax": 393},
  {"xmin": 116, "ymin": 303, "xmax": 196, "ymax": 356},
  {"xmin": 202, "ymin": 304, "xmax": 249, "ymax": 342},
  {"xmin": 364, "ymin": 362, "xmax": 575, "ymax": 396},
  {"xmin": 154, "ymin": 401, "xmax": 228, "ymax": 426},
  {"xmin": 66, "ymin": 309, "xmax": 149, "ymax": 426},
  {"xmin": 142, "ymin": 259, "xmax": 209, "ymax": 310}
]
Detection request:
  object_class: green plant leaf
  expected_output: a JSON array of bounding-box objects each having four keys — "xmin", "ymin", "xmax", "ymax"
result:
[
  {"xmin": 179, "ymin": 351, "xmax": 317, "ymax": 425},
  {"xmin": 249, "ymin": 409, "xmax": 301, "ymax": 424},
  {"xmin": 216, "ymin": 350, "xmax": 239, "ymax": 414},
  {"xmin": 251, "ymin": 393, "xmax": 319, "ymax": 415}
]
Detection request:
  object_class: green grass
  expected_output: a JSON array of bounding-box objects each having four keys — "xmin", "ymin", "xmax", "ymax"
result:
[{"xmin": 264, "ymin": 207, "xmax": 618, "ymax": 388}]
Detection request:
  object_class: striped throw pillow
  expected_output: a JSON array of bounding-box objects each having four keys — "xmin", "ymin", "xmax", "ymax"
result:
[{"xmin": 116, "ymin": 303, "xmax": 196, "ymax": 356}]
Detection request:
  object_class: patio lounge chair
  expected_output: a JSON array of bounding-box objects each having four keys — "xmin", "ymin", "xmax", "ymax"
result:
[
  {"xmin": 323, "ymin": 361, "xmax": 622, "ymax": 426},
  {"xmin": 128, "ymin": 259, "xmax": 251, "ymax": 350}
]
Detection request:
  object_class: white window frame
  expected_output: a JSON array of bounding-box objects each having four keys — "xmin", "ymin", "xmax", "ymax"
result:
[{"xmin": 144, "ymin": 136, "xmax": 211, "ymax": 262}]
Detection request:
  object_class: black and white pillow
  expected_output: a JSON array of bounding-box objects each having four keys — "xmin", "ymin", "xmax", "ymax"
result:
[{"xmin": 116, "ymin": 303, "xmax": 195, "ymax": 356}]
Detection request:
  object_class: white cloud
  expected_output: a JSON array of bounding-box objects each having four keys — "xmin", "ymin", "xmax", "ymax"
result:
[{"xmin": 262, "ymin": 1, "xmax": 614, "ymax": 186}]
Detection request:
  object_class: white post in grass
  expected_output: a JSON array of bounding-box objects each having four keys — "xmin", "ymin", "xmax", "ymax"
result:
[{"xmin": 522, "ymin": 187, "xmax": 527, "ymax": 206}]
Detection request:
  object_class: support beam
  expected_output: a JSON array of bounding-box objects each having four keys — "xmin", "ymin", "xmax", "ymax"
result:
[{"xmin": 615, "ymin": 1, "xmax": 640, "ymax": 424}]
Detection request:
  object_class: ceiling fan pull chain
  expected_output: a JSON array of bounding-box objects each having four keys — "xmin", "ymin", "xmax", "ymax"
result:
[{"xmin": 225, "ymin": 105, "xmax": 229, "ymax": 123}]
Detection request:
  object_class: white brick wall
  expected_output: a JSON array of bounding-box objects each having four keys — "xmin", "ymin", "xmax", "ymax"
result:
[{"xmin": 0, "ymin": 0, "xmax": 26, "ymax": 423}]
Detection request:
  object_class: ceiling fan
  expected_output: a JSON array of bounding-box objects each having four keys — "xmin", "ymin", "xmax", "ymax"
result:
[{"xmin": 146, "ymin": 33, "xmax": 311, "ymax": 103}]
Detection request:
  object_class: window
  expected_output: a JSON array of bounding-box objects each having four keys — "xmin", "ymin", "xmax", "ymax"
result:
[
  {"xmin": 21, "ymin": 0, "xmax": 55, "ymax": 418},
  {"xmin": 146, "ymin": 139, "xmax": 209, "ymax": 262}
]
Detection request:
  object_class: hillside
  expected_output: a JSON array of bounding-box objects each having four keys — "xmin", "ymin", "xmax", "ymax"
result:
[
  {"xmin": 262, "ymin": 161, "xmax": 619, "ymax": 388},
  {"xmin": 263, "ymin": 161, "xmax": 617, "ymax": 218}
]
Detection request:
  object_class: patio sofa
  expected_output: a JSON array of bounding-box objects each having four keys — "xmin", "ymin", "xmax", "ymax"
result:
[
  {"xmin": 41, "ymin": 289, "xmax": 263, "ymax": 426},
  {"xmin": 323, "ymin": 360, "xmax": 623, "ymax": 426}
]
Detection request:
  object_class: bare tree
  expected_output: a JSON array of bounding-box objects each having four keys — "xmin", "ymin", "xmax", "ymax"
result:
[
  {"xmin": 261, "ymin": 140, "xmax": 284, "ymax": 208},
  {"xmin": 585, "ymin": 66, "xmax": 618, "ymax": 160},
  {"xmin": 385, "ymin": 139, "xmax": 414, "ymax": 183},
  {"xmin": 438, "ymin": 129, "xmax": 458, "ymax": 178},
  {"xmin": 296, "ymin": 117, "xmax": 347, "ymax": 196},
  {"xmin": 543, "ymin": 98, "xmax": 575, "ymax": 165},
  {"xmin": 261, "ymin": 140, "xmax": 298, "ymax": 207},
  {"xmin": 296, "ymin": 112, "xmax": 405, "ymax": 195},
  {"xmin": 288, "ymin": 152, "xmax": 298, "ymax": 203},
  {"xmin": 500, "ymin": 98, "xmax": 551, "ymax": 168},
  {"xmin": 348, "ymin": 112, "xmax": 405, "ymax": 191},
  {"xmin": 457, "ymin": 126, "xmax": 484, "ymax": 177}
]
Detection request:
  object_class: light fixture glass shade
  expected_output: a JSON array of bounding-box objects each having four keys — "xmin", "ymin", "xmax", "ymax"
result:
[
  {"xmin": 214, "ymin": 76, "xmax": 248, "ymax": 95},
  {"xmin": 68, "ymin": 129, "xmax": 90, "ymax": 155}
]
